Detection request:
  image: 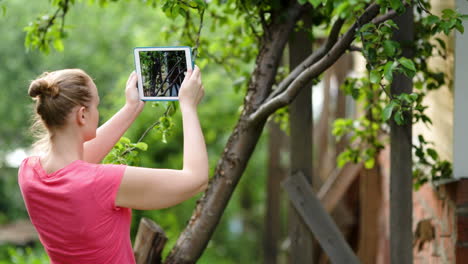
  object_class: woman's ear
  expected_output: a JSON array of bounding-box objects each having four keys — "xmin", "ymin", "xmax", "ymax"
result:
[{"xmin": 76, "ymin": 106, "xmax": 86, "ymax": 126}]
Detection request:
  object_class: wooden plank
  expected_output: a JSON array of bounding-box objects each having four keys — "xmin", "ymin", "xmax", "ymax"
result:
[
  {"xmin": 133, "ymin": 217, "xmax": 168, "ymax": 264},
  {"xmin": 282, "ymin": 171, "xmax": 361, "ymax": 264},
  {"xmin": 318, "ymin": 162, "xmax": 363, "ymax": 213},
  {"xmin": 357, "ymin": 165, "xmax": 382, "ymax": 263}
]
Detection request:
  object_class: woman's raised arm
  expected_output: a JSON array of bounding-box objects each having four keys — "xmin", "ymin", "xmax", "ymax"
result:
[
  {"xmin": 83, "ymin": 72, "xmax": 145, "ymax": 163},
  {"xmin": 115, "ymin": 66, "xmax": 208, "ymax": 210}
]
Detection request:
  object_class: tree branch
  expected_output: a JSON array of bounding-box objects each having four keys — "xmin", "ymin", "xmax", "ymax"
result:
[
  {"xmin": 164, "ymin": 2, "xmax": 306, "ymax": 263},
  {"xmin": 349, "ymin": 45, "xmax": 362, "ymax": 52},
  {"xmin": 265, "ymin": 17, "xmax": 345, "ymax": 102},
  {"xmin": 248, "ymin": 3, "xmax": 408, "ymax": 125}
]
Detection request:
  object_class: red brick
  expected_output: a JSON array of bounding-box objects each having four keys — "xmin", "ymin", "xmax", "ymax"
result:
[
  {"xmin": 456, "ymin": 179, "xmax": 468, "ymax": 206},
  {"xmin": 457, "ymin": 215, "xmax": 468, "ymax": 243},
  {"xmin": 456, "ymin": 245, "xmax": 468, "ymax": 264}
]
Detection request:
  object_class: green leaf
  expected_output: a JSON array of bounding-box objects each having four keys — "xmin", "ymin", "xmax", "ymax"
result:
[
  {"xmin": 394, "ymin": 111, "xmax": 404, "ymax": 125},
  {"xmin": 442, "ymin": 9, "xmax": 456, "ymax": 19},
  {"xmin": 399, "ymin": 57, "xmax": 416, "ymax": 71},
  {"xmin": 383, "ymin": 61, "xmax": 396, "ymax": 81},
  {"xmin": 308, "ymin": 0, "xmax": 323, "ymax": 8},
  {"xmin": 193, "ymin": 0, "xmax": 207, "ymax": 8},
  {"xmin": 427, "ymin": 148, "xmax": 439, "ymax": 160},
  {"xmin": 421, "ymin": 115, "xmax": 433, "ymax": 125},
  {"xmin": 389, "ymin": 0, "xmax": 404, "ymax": 12},
  {"xmin": 385, "ymin": 19, "xmax": 398, "ymax": 29},
  {"xmin": 382, "ymin": 101, "xmax": 395, "ymax": 121},
  {"xmin": 435, "ymin": 37, "xmax": 446, "ymax": 50},
  {"xmin": 135, "ymin": 142, "xmax": 148, "ymax": 151},
  {"xmin": 53, "ymin": 38, "xmax": 64, "ymax": 52},
  {"xmin": 120, "ymin": 137, "xmax": 131, "ymax": 144},
  {"xmin": 337, "ymin": 151, "xmax": 350, "ymax": 168},
  {"xmin": 370, "ymin": 69, "xmax": 382, "ymax": 84},
  {"xmin": 364, "ymin": 157, "xmax": 375, "ymax": 169},
  {"xmin": 409, "ymin": 93, "xmax": 419, "ymax": 101},
  {"xmin": 383, "ymin": 40, "xmax": 397, "ymax": 57},
  {"xmin": 424, "ymin": 15, "xmax": 439, "ymax": 25},
  {"xmin": 455, "ymin": 20, "xmax": 464, "ymax": 34}
]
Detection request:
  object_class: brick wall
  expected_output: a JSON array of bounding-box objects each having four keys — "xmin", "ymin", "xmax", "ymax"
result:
[
  {"xmin": 376, "ymin": 147, "xmax": 468, "ymax": 263},
  {"xmin": 455, "ymin": 180, "xmax": 468, "ymax": 263},
  {"xmin": 412, "ymin": 183, "xmax": 457, "ymax": 263}
]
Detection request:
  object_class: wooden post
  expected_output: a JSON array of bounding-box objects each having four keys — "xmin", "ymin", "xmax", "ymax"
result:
[
  {"xmin": 282, "ymin": 171, "xmax": 361, "ymax": 264},
  {"xmin": 288, "ymin": 14, "xmax": 313, "ymax": 264},
  {"xmin": 264, "ymin": 120, "xmax": 287, "ymax": 264},
  {"xmin": 357, "ymin": 165, "xmax": 382, "ymax": 263},
  {"xmin": 288, "ymin": 12, "xmax": 314, "ymax": 264},
  {"xmin": 390, "ymin": 7, "xmax": 414, "ymax": 264},
  {"xmin": 133, "ymin": 217, "xmax": 168, "ymax": 264}
]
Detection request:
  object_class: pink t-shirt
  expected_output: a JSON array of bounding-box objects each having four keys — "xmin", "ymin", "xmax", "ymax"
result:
[{"xmin": 18, "ymin": 156, "xmax": 135, "ymax": 264}]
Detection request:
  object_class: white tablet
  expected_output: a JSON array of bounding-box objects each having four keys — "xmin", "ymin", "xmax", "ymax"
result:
[{"xmin": 134, "ymin": 46, "xmax": 193, "ymax": 101}]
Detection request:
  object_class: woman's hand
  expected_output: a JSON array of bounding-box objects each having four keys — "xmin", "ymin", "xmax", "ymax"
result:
[
  {"xmin": 125, "ymin": 71, "xmax": 145, "ymax": 113},
  {"xmin": 178, "ymin": 65, "xmax": 205, "ymax": 109}
]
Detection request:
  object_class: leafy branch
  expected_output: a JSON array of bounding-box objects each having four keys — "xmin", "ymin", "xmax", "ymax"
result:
[
  {"xmin": 24, "ymin": 0, "xmax": 71, "ymax": 53},
  {"xmin": 332, "ymin": 0, "xmax": 466, "ymax": 188}
]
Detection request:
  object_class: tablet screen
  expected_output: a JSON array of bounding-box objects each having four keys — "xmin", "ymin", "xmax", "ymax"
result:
[{"xmin": 134, "ymin": 47, "xmax": 192, "ymax": 100}]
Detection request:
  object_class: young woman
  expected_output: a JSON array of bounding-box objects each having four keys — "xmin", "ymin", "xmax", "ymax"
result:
[{"xmin": 18, "ymin": 66, "xmax": 208, "ymax": 263}]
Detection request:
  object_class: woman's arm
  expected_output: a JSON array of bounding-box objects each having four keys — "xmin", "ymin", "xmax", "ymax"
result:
[
  {"xmin": 83, "ymin": 72, "xmax": 145, "ymax": 163},
  {"xmin": 115, "ymin": 66, "xmax": 209, "ymax": 210}
]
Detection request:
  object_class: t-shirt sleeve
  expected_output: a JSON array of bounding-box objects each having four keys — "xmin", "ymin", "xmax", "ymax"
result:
[{"xmin": 93, "ymin": 164, "xmax": 127, "ymax": 211}]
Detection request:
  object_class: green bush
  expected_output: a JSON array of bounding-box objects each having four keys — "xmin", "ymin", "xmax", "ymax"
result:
[{"xmin": 0, "ymin": 246, "xmax": 49, "ymax": 264}]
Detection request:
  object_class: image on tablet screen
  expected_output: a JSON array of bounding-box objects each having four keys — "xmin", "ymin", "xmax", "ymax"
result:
[{"xmin": 139, "ymin": 50, "xmax": 187, "ymax": 97}]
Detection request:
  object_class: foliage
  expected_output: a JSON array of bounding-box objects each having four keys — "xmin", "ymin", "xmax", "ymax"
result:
[
  {"xmin": 0, "ymin": 246, "xmax": 49, "ymax": 264},
  {"xmin": 2, "ymin": 0, "xmax": 261, "ymax": 262},
  {"xmin": 9, "ymin": 0, "xmax": 467, "ymax": 262},
  {"xmin": 331, "ymin": 0, "xmax": 466, "ymax": 188},
  {"xmin": 0, "ymin": 168, "xmax": 28, "ymax": 223}
]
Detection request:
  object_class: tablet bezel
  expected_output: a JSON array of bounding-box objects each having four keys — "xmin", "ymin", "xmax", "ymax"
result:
[{"xmin": 133, "ymin": 46, "xmax": 193, "ymax": 101}]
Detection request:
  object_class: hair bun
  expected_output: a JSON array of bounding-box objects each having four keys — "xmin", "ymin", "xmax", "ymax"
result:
[{"xmin": 28, "ymin": 79, "xmax": 59, "ymax": 98}]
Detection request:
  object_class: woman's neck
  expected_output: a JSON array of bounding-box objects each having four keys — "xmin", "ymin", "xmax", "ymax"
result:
[{"xmin": 41, "ymin": 127, "xmax": 85, "ymax": 173}]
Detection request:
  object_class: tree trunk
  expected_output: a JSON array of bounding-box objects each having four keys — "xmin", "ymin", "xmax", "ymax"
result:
[
  {"xmin": 287, "ymin": 12, "xmax": 314, "ymax": 264},
  {"xmin": 164, "ymin": 3, "xmax": 305, "ymax": 263},
  {"xmin": 164, "ymin": 3, "xmax": 397, "ymax": 263},
  {"xmin": 263, "ymin": 120, "xmax": 287, "ymax": 264},
  {"xmin": 390, "ymin": 7, "xmax": 414, "ymax": 264}
]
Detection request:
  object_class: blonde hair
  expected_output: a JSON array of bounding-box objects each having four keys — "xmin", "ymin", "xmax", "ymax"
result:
[{"xmin": 28, "ymin": 69, "xmax": 93, "ymax": 153}]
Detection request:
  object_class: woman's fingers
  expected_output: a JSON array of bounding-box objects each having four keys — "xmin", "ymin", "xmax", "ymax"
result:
[
  {"xmin": 190, "ymin": 65, "xmax": 201, "ymax": 81},
  {"xmin": 127, "ymin": 71, "xmax": 137, "ymax": 87},
  {"xmin": 184, "ymin": 68, "xmax": 193, "ymax": 81}
]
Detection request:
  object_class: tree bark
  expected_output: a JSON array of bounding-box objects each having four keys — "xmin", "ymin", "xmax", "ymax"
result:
[
  {"xmin": 164, "ymin": 2, "xmax": 305, "ymax": 263},
  {"xmin": 287, "ymin": 12, "xmax": 314, "ymax": 264},
  {"xmin": 390, "ymin": 7, "xmax": 414, "ymax": 264}
]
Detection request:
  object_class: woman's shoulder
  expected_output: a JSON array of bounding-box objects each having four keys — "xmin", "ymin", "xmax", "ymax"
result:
[{"xmin": 19, "ymin": 156, "xmax": 39, "ymax": 169}]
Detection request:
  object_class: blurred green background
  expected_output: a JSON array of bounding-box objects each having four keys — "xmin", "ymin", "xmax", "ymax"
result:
[{"xmin": 0, "ymin": 0, "xmax": 278, "ymax": 263}]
